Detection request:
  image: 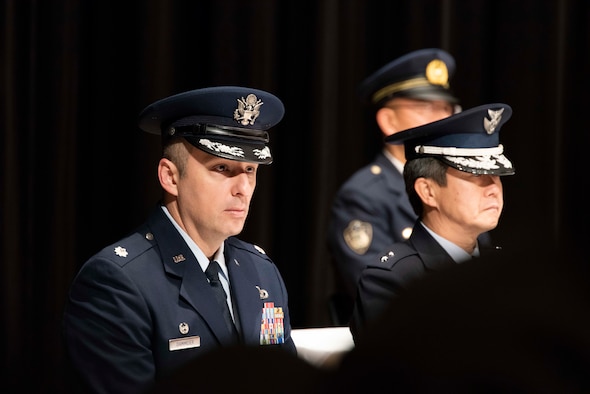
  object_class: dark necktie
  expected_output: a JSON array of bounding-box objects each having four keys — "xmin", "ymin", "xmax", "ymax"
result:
[{"xmin": 205, "ymin": 261, "xmax": 239, "ymax": 341}]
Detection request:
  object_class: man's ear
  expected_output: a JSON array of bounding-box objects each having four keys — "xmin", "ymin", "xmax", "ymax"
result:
[
  {"xmin": 375, "ymin": 107, "xmax": 400, "ymax": 137},
  {"xmin": 414, "ymin": 177, "xmax": 438, "ymax": 208},
  {"xmin": 158, "ymin": 158, "xmax": 179, "ymax": 197}
]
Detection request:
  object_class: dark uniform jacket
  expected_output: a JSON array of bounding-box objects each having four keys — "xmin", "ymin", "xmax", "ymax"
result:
[
  {"xmin": 350, "ymin": 221, "xmax": 501, "ymax": 342},
  {"xmin": 328, "ymin": 152, "xmax": 415, "ymax": 299},
  {"xmin": 63, "ymin": 205, "xmax": 296, "ymax": 394}
]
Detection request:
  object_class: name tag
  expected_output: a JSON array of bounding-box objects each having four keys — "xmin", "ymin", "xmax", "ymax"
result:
[{"xmin": 169, "ymin": 335, "xmax": 201, "ymax": 351}]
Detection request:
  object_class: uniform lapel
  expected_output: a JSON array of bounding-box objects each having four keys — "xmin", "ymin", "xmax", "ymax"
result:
[
  {"xmin": 224, "ymin": 242, "xmax": 264, "ymax": 346},
  {"xmin": 410, "ymin": 222, "xmax": 457, "ymax": 271},
  {"xmin": 147, "ymin": 206, "xmax": 238, "ymax": 345}
]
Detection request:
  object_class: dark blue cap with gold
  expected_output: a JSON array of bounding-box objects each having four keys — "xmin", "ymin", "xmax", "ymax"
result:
[
  {"xmin": 386, "ymin": 103, "xmax": 515, "ymax": 176},
  {"xmin": 359, "ymin": 48, "xmax": 458, "ymax": 106},
  {"xmin": 138, "ymin": 86, "xmax": 284, "ymax": 164}
]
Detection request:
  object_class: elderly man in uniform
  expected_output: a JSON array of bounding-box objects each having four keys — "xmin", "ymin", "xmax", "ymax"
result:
[
  {"xmin": 63, "ymin": 86, "xmax": 296, "ymax": 394},
  {"xmin": 327, "ymin": 49, "xmax": 460, "ymax": 322},
  {"xmin": 350, "ymin": 103, "xmax": 515, "ymax": 342}
]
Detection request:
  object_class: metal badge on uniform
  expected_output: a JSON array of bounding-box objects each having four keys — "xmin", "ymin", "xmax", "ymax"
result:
[
  {"xmin": 380, "ymin": 251, "xmax": 395, "ymax": 263},
  {"xmin": 179, "ymin": 322, "xmax": 189, "ymax": 334},
  {"xmin": 256, "ymin": 286, "xmax": 269, "ymax": 300},
  {"xmin": 172, "ymin": 254, "xmax": 186, "ymax": 263},
  {"xmin": 260, "ymin": 302, "xmax": 285, "ymax": 345},
  {"xmin": 343, "ymin": 220, "xmax": 372, "ymax": 255},
  {"xmin": 169, "ymin": 336, "xmax": 201, "ymax": 351},
  {"xmin": 114, "ymin": 246, "xmax": 128, "ymax": 257}
]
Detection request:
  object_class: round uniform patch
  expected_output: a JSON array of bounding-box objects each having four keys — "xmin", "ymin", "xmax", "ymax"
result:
[{"xmin": 343, "ymin": 220, "xmax": 373, "ymax": 255}]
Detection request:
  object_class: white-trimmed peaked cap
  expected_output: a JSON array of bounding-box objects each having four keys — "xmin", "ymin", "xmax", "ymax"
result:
[
  {"xmin": 358, "ymin": 48, "xmax": 459, "ymax": 106},
  {"xmin": 385, "ymin": 103, "xmax": 515, "ymax": 176},
  {"xmin": 138, "ymin": 86, "xmax": 284, "ymax": 164}
]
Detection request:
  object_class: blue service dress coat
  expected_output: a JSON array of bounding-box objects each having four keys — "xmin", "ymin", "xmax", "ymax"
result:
[
  {"xmin": 328, "ymin": 152, "xmax": 415, "ymax": 298},
  {"xmin": 350, "ymin": 221, "xmax": 502, "ymax": 343},
  {"xmin": 63, "ymin": 205, "xmax": 296, "ymax": 394}
]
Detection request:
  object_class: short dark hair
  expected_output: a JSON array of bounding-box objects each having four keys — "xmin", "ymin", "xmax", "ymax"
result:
[
  {"xmin": 163, "ymin": 137, "xmax": 189, "ymax": 177},
  {"xmin": 403, "ymin": 157, "xmax": 448, "ymax": 217}
]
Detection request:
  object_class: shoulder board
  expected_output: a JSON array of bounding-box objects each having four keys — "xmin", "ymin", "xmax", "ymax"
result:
[
  {"xmin": 226, "ymin": 237, "xmax": 272, "ymax": 260},
  {"xmin": 96, "ymin": 228, "xmax": 155, "ymax": 266}
]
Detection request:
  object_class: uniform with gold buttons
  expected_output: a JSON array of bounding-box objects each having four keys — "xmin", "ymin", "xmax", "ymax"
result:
[{"xmin": 327, "ymin": 49, "xmax": 459, "ymax": 318}]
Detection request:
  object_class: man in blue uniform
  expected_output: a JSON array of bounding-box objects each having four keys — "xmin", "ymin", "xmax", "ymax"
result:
[
  {"xmin": 63, "ymin": 87, "xmax": 296, "ymax": 394},
  {"xmin": 327, "ymin": 49, "xmax": 459, "ymax": 322},
  {"xmin": 350, "ymin": 103, "xmax": 515, "ymax": 342}
]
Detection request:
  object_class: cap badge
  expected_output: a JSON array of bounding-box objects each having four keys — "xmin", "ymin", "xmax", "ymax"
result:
[
  {"xmin": 425, "ymin": 59, "xmax": 449, "ymax": 87},
  {"xmin": 234, "ymin": 94, "xmax": 263, "ymax": 126},
  {"xmin": 484, "ymin": 108, "xmax": 505, "ymax": 134}
]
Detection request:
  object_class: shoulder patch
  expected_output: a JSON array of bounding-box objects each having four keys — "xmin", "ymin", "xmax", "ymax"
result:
[{"xmin": 344, "ymin": 220, "xmax": 373, "ymax": 255}]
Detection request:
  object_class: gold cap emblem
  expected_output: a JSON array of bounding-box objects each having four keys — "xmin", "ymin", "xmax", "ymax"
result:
[{"xmin": 425, "ymin": 59, "xmax": 449, "ymax": 87}]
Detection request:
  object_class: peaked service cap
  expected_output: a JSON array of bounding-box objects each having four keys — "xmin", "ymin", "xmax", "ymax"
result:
[
  {"xmin": 138, "ymin": 86, "xmax": 284, "ymax": 164},
  {"xmin": 359, "ymin": 48, "xmax": 459, "ymax": 106},
  {"xmin": 385, "ymin": 103, "xmax": 515, "ymax": 175}
]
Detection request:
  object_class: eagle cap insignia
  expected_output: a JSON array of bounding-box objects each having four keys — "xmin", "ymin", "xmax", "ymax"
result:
[
  {"xmin": 234, "ymin": 94, "xmax": 263, "ymax": 126},
  {"xmin": 484, "ymin": 108, "xmax": 504, "ymax": 134}
]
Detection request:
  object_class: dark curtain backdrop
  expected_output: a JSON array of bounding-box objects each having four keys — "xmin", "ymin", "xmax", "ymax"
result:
[{"xmin": 2, "ymin": 0, "xmax": 589, "ymax": 391}]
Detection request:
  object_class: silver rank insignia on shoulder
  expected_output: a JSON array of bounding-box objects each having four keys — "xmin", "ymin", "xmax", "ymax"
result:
[
  {"xmin": 256, "ymin": 286, "xmax": 269, "ymax": 299},
  {"xmin": 344, "ymin": 220, "xmax": 372, "ymax": 255},
  {"xmin": 114, "ymin": 246, "xmax": 128, "ymax": 257},
  {"xmin": 381, "ymin": 251, "xmax": 395, "ymax": 263},
  {"xmin": 254, "ymin": 245, "xmax": 266, "ymax": 254},
  {"xmin": 234, "ymin": 94, "xmax": 263, "ymax": 125}
]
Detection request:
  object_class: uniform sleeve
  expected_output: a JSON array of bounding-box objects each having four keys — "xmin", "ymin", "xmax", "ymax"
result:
[
  {"xmin": 350, "ymin": 257, "xmax": 424, "ymax": 344},
  {"xmin": 328, "ymin": 185, "xmax": 396, "ymax": 297},
  {"xmin": 63, "ymin": 257, "xmax": 154, "ymax": 394}
]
